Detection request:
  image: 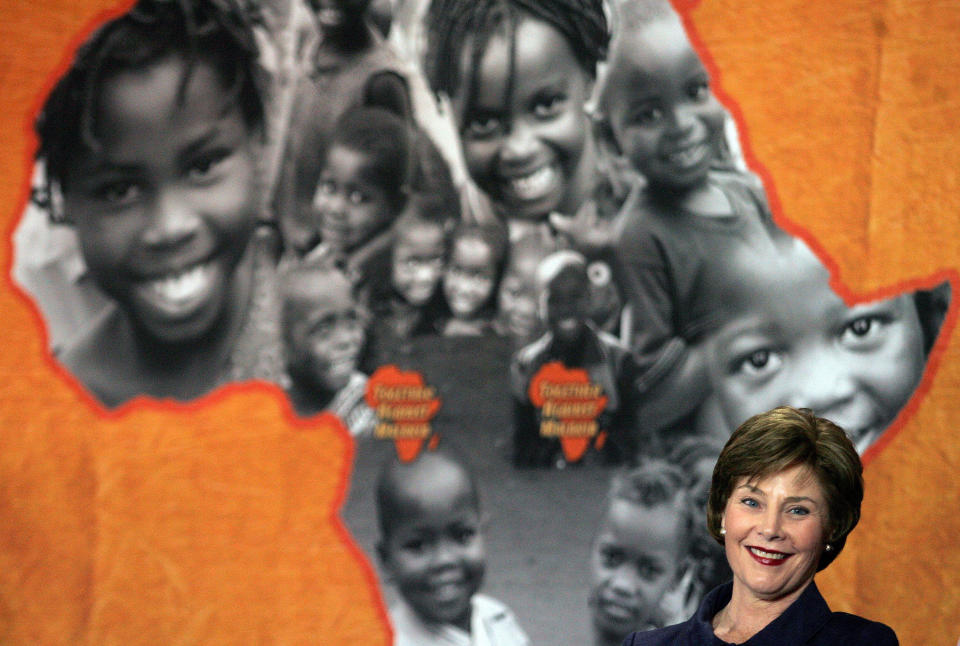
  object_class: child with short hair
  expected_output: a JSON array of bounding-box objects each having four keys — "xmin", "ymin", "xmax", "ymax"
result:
[
  {"xmin": 273, "ymin": 0, "xmax": 413, "ymax": 254},
  {"xmin": 668, "ymin": 436, "xmax": 730, "ymax": 594},
  {"xmin": 494, "ymin": 231, "xmax": 556, "ymax": 347},
  {"xmin": 589, "ymin": 460, "xmax": 697, "ymax": 646},
  {"xmin": 376, "ymin": 450, "xmax": 530, "ymax": 646},
  {"xmin": 442, "ymin": 221, "xmax": 508, "ymax": 337},
  {"xmin": 361, "ymin": 193, "xmax": 453, "ymax": 368},
  {"xmin": 304, "ymin": 105, "xmax": 412, "ymax": 280},
  {"xmin": 510, "ymin": 251, "xmax": 635, "ymax": 467},
  {"xmin": 705, "ymin": 238, "xmax": 944, "ymax": 454},
  {"xmin": 35, "ymin": 0, "xmax": 284, "ymax": 407},
  {"xmin": 280, "ymin": 263, "xmax": 375, "ymax": 434},
  {"xmin": 594, "ymin": 0, "xmax": 790, "ymax": 438}
]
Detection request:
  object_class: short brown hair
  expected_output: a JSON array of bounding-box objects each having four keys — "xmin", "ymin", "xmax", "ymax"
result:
[{"xmin": 706, "ymin": 407, "xmax": 863, "ymax": 571}]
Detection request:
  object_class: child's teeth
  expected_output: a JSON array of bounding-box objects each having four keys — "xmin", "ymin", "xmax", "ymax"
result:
[
  {"xmin": 510, "ymin": 166, "xmax": 554, "ymax": 199},
  {"xmin": 668, "ymin": 143, "xmax": 706, "ymax": 166},
  {"xmin": 149, "ymin": 264, "xmax": 209, "ymax": 303}
]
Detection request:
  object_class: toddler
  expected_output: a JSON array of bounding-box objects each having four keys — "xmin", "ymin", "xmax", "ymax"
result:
[
  {"xmin": 274, "ymin": 0, "xmax": 412, "ymax": 254},
  {"xmin": 668, "ymin": 436, "xmax": 730, "ymax": 593},
  {"xmin": 594, "ymin": 0, "xmax": 790, "ymax": 437},
  {"xmin": 589, "ymin": 460, "xmax": 696, "ymax": 646},
  {"xmin": 510, "ymin": 251, "xmax": 635, "ymax": 467},
  {"xmin": 494, "ymin": 231, "xmax": 556, "ymax": 347},
  {"xmin": 376, "ymin": 450, "xmax": 530, "ymax": 646},
  {"xmin": 35, "ymin": 0, "xmax": 283, "ymax": 407},
  {"xmin": 304, "ymin": 105, "xmax": 412, "ymax": 284},
  {"xmin": 442, "ymin": 222, "xmax": 508, "ymax": 337},
  {"xmin": 281, "ymin": 263, "xmax": 375, "ymax": 434},
  {"xmin": 706, "ymin": 238, "xmax": 942, "ymax": 454}
]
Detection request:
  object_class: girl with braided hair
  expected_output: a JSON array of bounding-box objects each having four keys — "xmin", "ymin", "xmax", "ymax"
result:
[
  {"xmin": 32, "ymin": 0, "xmax": 285, "ymax": 407},
  {"xmin": 423, "ymin": 0, "xmax": 610, "ymax": 237}
]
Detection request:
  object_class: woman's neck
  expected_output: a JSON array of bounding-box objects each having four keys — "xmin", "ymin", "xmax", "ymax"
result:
[{"xmin": 711, "ymin": 578, "xmax": 813, "ymax": 643}]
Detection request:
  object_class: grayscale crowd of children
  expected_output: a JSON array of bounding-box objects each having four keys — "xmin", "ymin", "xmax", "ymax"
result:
[{"xmin": 13, "ymin": 0, "xmax": 951, "ymax": 643}]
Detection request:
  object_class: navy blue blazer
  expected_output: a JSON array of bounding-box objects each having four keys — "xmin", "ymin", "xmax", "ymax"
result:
[{"xmin": 621, "ymin": 581, "xmax": 898, "ymax": 645}]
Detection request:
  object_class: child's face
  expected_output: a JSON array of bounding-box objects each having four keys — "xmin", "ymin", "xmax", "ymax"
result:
[
  {"xmin": 497, "ymin": 252, "xmax": 543, "ymax": 340},
  {"xmin": 285, "ymin": 282, "xmax": 365, "ymax": 393},
  {"xmin": 63, "ymin": 56, "xmax": 258, "ymax": 345},
  {"xmin": 380, "ymin": 461, "xmax": 485, "ymax": 630},
  {"xmin": 444, "ymin": 237, "xmax": 496, "ymax": 320},
  {"xmin": 590, "ymin": 498, "xmax": 686, "ymax": 636},
  {"xmin": 392, "ymin": 224, "xmax": 446, "ymax": 306},
  {"xmin": 454, "ymin": 17, "xmax": 592, "ymax": 221},
  {"xmin": 543, "ymin": 267, "xmax": 590, "ymax": 344},
  {"xmin": 708, "ymin": 251, "xmax": 926, "ymax": 453},
  {"xmin": 601, "ymin": 17, "xmax": 725, "ymax": 191},
  {"xmin": 313, "ymin": 145, "xmax": 394, "ymax": 254}
]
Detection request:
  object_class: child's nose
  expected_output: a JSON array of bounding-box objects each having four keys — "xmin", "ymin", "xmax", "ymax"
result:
[
  {"xmin": 499, "ymin": 121, "xmax": 539, "ymax": 165},
  {"xmin": 608, "ymin": 563, "xmax": 641, "ymax": 596},
  {"xmin": 787, "ymin": 352, "xmax": 857, "ymax": 414},
  {"xmin": 142, "ymin": 192, "xmax": 200, "ymax": 248},
  {"xmin": 666, "ymin": 105, "xmax": 697, "ymax": 137}
]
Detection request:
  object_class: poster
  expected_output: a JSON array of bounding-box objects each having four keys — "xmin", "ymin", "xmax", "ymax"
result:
[{"xmin": 0, "ymin": 0, "xmax": 957, "ymax": 644}]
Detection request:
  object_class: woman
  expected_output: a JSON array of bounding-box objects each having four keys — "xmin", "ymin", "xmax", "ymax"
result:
[{"xmin": 622, "ymin": 406, "xmax": 898, "ymax": 645}]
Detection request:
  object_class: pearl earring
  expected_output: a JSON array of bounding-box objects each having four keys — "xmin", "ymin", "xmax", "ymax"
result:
[
  {"xmin": 824, "ymin": 544, "xmax": 832, "ymax": 552},
  {"xmin": 720, "ymin": 527, "xmax": 726, "ymax": 536}
]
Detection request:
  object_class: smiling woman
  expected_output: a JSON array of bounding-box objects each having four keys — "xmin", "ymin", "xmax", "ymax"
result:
[{"xmin": 621, "ymin": 406, "xmax": 899, "ymax": 646}]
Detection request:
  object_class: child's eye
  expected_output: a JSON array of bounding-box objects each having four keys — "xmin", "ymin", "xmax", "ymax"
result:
[
  {"xmin": 533, "ymin": 93, "xmax": 567, "ymax": 119},
  {"xmin": 96, "ymin": 180, "xmax": 142, "ymax": 206},
  {"xmin": 319, "ymin": 180, "xmax": 337, "ymax": 196},
  {"xmin": 401, "ymin": 538, "xmax": 426, "ymax": 553},
  {"xmin": 840, "ymin": 315, "xmax": 887, "ymax": 348},
  {"xmin": 636, "ymin": 559, "xmax": 665, "ymax": 581},
  {"xmin": 464, "ymin": 114, "xmax": 502, "ymax": 139},
  {"xmin": 187, "ymin": 149, "xmax": 229, "ymax": 182},
  {"xmin": 688, "ymin": 79, "xmax": 711, "ymax": 102},
  {"xmin": 629, "ymin": 105, "xmax": 662, "ymax": 126},
  {"xmin": 599, "ymin": 547, "xmax": 624, "ymax": 568},
  {"xmin": 451, "ymin": 526, "xmax": 477, "ymax": 544},
  {"xmin": 348, "ymin": 190, "xmax": 367, "ymax": 205},
  {"xmin": 734, "ymin": 349, "xmax": 783, "ymax": 377}
]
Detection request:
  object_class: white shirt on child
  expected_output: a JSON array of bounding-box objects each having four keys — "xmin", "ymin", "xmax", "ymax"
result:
[{"xmin": 390, "ymin": 594, "xmax": 530, "ymax": 646}]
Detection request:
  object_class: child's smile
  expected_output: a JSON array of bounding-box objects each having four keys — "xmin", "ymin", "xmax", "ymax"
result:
[{"xmin": 65, "ymin": 56, "xmax": 258, "ymax": 345}]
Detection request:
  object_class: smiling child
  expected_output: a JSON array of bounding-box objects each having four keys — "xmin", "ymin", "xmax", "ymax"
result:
[
  {"xmin": 594, "ymin": 0, "xmax": 791, "ymax": 440},
  {"xmin": 706, "ymin": 238, "xmax": 936, "ymax": 454},
  {"xmin": 423, "ymin": 0, "xmax": 608, "ymax": 233},
  {"xmin": 281, "ymin": 263, "xmax": 374, "ymax": 433},
  {"xmin": 376, "ymin": 450, "xmax": 529, "ymax": 646},
  {"xmin": 36, "ymin": 0, "xmax": 284, "ymax": 407},
  {"xmin": 442, "ymin": 222, "xmax": 508, "ymax": 337}
]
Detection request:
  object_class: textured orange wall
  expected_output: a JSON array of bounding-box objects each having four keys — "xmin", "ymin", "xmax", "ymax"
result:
[{"xmin": 0, "ymin": 0, "xmax": 957, "ymax": 643}]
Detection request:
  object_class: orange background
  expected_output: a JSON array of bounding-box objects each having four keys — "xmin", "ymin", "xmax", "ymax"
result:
[{"xmin": 1, "ymin": 0, "xmax": 957, "ymax": 643}]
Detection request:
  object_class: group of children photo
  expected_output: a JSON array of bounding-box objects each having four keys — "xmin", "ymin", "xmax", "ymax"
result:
[{"xmin": 14, "ymin": 0, "xmax": 951, "ymax": 642}]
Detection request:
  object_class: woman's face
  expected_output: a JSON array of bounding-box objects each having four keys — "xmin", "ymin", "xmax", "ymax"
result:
[
  {"xmin": 453, "ymin": 17, "xmax": 593, "ymax": 221},
  {"xmin": 721, "ymin": 464, "xmax": 827, "ymax": 605}
]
